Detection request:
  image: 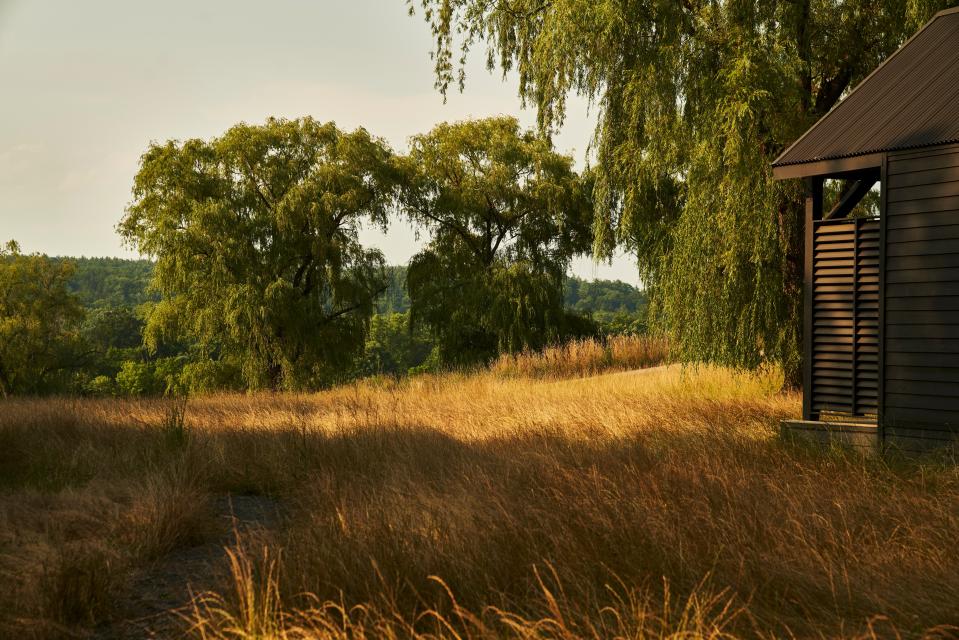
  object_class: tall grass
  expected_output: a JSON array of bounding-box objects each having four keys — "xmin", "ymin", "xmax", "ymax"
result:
[
  {"xmin": 189, "ymin": 541, "xmax": 746, "ymax": 640},
  {"xmin": 491, "ymin": 335, "xmax": 669, "ymax": 378},
  {"xmin": 1, "ymin": 363, "xmax": 958, "ymax": 639}
]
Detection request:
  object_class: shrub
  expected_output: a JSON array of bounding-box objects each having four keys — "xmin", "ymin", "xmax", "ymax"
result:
[
  {"xmin": 115, "ymin": 360, "xmax": 159, "ymax": 396},
  {"xmin": 85, "ymin": 375, "xmax": 116, "ymax": 396}
]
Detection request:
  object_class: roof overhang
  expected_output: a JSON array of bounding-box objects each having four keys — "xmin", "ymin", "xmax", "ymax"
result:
[
  {"xmin": 772, "ymin": 6, "xmax": 959, "ymax": 177},
  {"xmin": 772, "ymin": 152, "xmax": 884, "ymax": 181}
]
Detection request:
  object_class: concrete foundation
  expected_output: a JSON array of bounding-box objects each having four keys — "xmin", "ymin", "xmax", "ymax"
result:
[{"xmin": 780, "ymin": 419, "xmax": 880, "ymax": 453}]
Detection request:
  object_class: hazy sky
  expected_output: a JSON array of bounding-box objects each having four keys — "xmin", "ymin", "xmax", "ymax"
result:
[{"xmin": 0, "ymin": 0, "xmax": 639, "ymax": 283}]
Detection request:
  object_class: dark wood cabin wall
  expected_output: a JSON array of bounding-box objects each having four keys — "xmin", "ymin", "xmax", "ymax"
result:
[{"xmin": 884, "ymin": 142, "xmax": 959, "ymax": 442}]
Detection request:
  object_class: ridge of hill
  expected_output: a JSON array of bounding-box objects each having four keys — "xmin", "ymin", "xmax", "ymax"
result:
[{"xmin": 56, "ymin": 257, "xmax": 647, "ymax": 320}]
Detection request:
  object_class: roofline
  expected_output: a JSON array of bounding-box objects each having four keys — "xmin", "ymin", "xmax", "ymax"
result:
[
  {"xmin": 772, "ymin": 152, "xmax": 884, "ymax": 180},
  {"xmin": 771, "ymin": 5, "xmax": 959, "ymax": 170}
]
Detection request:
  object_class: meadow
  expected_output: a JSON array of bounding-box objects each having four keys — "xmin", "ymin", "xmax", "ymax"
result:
[{"xmin": 1, "ymin": 338, "xmax": 958, "ymax": 639}]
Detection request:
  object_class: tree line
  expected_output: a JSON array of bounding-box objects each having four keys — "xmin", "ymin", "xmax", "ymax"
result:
[{"xmin": 0, "ymin": 117, "xmax": 647, "ymax": 396}]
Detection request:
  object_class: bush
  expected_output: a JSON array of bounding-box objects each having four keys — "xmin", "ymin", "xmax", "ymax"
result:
[
  {"xmin": 180, "ymin": 359, "xmax": 242, "ymax": 394},
  {"xmin": 85, "ymin": 375, "xmax": 116, "ymax": 397},
  {"xmin": 115, "ymin": 361, "xmax": 160, "ymax": 396}
]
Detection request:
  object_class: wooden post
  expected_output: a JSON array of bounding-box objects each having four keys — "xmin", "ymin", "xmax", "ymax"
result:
[
  {"xmin": 803, "ymin": 177, "xmax": 823, "ymax": 421},
  {"xmin": 878, "ymin": 155, "xmax": 888, "ymax": 443},
  {"xmin": 851, "ymin": 217, "xmax": 860, "ymax": 417}
]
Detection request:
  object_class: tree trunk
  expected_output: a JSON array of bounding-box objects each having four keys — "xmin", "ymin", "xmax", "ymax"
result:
[
  {"xmin": 266, "ymin": 361, "xmax": 284, "ymax": 392},
  {"xmin": 0, "ymin": 361, "xmax": 10, "ymax": 398}
]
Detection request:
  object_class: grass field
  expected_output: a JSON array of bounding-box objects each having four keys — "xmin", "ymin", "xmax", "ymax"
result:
[{"xmin": 2, "ymin": 344, "xmax": 958, "ymax": 639}]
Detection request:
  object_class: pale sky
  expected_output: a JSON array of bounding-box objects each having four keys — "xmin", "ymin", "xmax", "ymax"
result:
[{"xmin": 0, "ymin": 0, "xmax": 639, "ymax": 284}]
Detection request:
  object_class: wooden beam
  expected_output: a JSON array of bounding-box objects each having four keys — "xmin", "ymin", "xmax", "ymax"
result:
[
  {"xmin": 773, "ymin": 153, "xmax": 884, "ymax": 180},
  {"xmin": 823, "ymin": 175, "xmax": 879, "ymax": 220},
  {"xmin": 804, "ymin": 177, "xmax": 823, "ymax": 422},
  {"xmin": 878, "ymin": 154, "xmax": 888, "ymax": 446}
]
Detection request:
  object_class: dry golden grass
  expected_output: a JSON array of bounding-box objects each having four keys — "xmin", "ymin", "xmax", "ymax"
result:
[
  {"xmin": 491, "ymin": 335, "xmax": 669, "ymax": 379},
  {"xmin": 1, "ymin": 361, "xmax": 958, "ymax": 639}
]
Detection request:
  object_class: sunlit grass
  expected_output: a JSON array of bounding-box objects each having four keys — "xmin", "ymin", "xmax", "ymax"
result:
[
  {"xmin": 2, "ymin": 352, "xmax": 958, "ymax": 639},
  {"xmin": 490, "ymin": 335, "xmax": 669, "ymax": 379}
]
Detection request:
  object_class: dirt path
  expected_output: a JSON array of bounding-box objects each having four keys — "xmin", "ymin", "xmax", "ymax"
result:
[
  {"xmin": 602, "ymin": 364, "xmax": 672, "ymax": 378},
  {"xmin": 96, "ymin": 494, "xmax": 280, "ymax": 640}
]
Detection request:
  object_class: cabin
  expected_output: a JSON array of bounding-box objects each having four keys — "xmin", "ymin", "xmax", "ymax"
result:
[{"xmin": 774, "ymin": 7, "xmax": 959, "ymax": 452}]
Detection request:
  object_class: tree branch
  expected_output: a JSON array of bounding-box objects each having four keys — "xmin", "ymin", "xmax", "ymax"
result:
[{"xmin": 318, "ymin": 283, "xmax": 388, "ymax": 326}]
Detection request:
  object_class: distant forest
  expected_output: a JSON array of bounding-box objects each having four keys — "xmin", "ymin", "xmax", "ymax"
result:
[
  {"xmin": 5, "ymin": 256, "xmax": 644, "ymax": 396},
  {"xmin": 56, "ymin": 257, "xmax": 157, "ymax": 308},
  {"xmin": 64, "ymin": 257, "xmax": 645, "ymax": 326}
]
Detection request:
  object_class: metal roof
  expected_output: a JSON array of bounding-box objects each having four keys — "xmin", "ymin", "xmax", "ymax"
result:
[{"xmin": 773, "ymin": 7, "xmax": 959, "ymax": 168}]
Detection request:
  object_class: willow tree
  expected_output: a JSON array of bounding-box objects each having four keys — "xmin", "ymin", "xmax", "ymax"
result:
[
  {"xmin": 120, "ymin": 118, "xmax": 400, "ymax": 390},
  {"xmin": 410, "ymin": 0, "xmax": 951, "ymax": 383},
  {"xmin": 399, "ymin": 116, "xmax": 593, "ymax": 364},
  {"xmin": 0, "ymin": 241, "xmax": 84, "ymax": 396}
]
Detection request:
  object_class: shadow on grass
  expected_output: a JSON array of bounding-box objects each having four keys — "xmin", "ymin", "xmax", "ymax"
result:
[{"xmin": 1, "ymin": 400, "xmax": 958, "ymax": 638}]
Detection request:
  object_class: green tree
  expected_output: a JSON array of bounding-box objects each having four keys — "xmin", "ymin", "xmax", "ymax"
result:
[
  {"xmin": 73, "ymin": 306, "xmax": 147, "ymax": 392},
  {"xmin": 411, "ymin": 0, "xmax": 952, "ymax": 383},
  {"xmin": 564, "ymin": 276, "xmax": 645, "ymax": 315},
  {"xmin": 119, "ymin": 117, "xmax": 401, "ymax": 390},
  {"xmin": 115, "ymin": 360, "xmax": 161, "ymax": 396},
  {"xmin": 59, "ymin": 257, "xmax": 157, "ymax": 308},
  {"xmin": 399, "ymin": 116, "xmax": 593, "ymax": 364},
  {"xmin": 81, "ymin": 306, "xmax": 144, "ymax": 352},
  {"xmin": 353, "ymin": 312, "xmax": 436, "ymax": 377},
  {"xmin": 376, "ymin": 266, "xmax": 412, "ymax": 314},
  {"xmin": 0, "ymin": 241, "xmax": 84, "ymax": 396},
  {"xmin": 564, "ymin": 276, "xmax": 647, "ymax": 334}
]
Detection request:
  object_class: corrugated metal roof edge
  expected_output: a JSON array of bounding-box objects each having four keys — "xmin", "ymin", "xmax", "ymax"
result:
[
  {"xmin": 773, "ymin": 137, "xmax": 959, "ymax": 167},
  {"xmin": 771, "ymin": 6, "xmax": 959, "ymax": 169}
]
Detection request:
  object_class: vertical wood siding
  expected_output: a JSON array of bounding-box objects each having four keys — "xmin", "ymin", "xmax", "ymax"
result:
[{"xmin": 884, "ymin": 143, "xmax": 959, "ymax": 437}]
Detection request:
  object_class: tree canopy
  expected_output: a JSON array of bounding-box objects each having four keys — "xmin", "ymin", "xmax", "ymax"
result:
[
  {"xmin": 119, "ymin": 117, "xmax": 402, "ymax": 390},
  {"xmin": 0, "ymin": 241, "xmax": 84, "ymax": 396},
  {"xmin": 398, "ymin": 116, "xmax": 594, "ymax": 364},
  {"xmin": 410, "ymin": 0, "xmax": 952, "ymax": 381},
  {"xmin": 59, "ymin": 257, "xmax": 157, "ymax": 308}
]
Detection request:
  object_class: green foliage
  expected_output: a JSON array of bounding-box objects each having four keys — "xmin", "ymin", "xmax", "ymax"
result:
[
  {"xmin": 179, "ymin": 358, "xmax": 242, "ymax": 394},
  {"xmin": 81, "ymin": 306, "xmax": 144, "ymax": 352},
  {"xmin": 411, "ymin": 0, "xmax": 953, "ymax": 383},
  {"xmin": 564, "ymin": 276, "xmax": 645, "ymax": 314},
  {"xmin": 71, "ymin": 305, "xmax": 146, "ymax": 394},
  {"xmin": 825, "ymin": 180, "xmax": 880, "ymax": 219},
  {"xmin": 565, "ymin": 276, "xmax": 647, "ymax": 335},
  {"xmin": 109, "ymin": 356, "xmax": 239, "ymax": 397},
  {"xmin": 119, "ymin": 117, "xmax": 403, "ymax": 390},
  {"xmin": 353, "ymin": 312, "xmax": 435, "ymax": 377},
  {"xmin": 58, "ymin": 257, "xmax": 156, "ymax": 308},
  {"xmin": 115, "ymin": 360, "xmax": 158, "ymax": 396},
  {"xmin": 0, "ymin": 241, "xmax": 85, "ymax": 396},
  {"xmin": 592, "ymin": 311, "xmax": 647, "ymax": 336},
  {"xmin": 85, "ymin": 375, "xmax": 116, "ymax": 396},
  {"xmin": 376, "ymin": 266, "xmax": 412, "ymax": 314},
  {"xmin": 399, "ymin": 116, "xmax": 593, "ymax": 364},
  {"xmin": 4, "ymin": 246, "xmax": 642, "ymax": 395}
]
